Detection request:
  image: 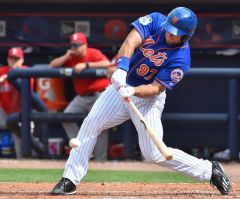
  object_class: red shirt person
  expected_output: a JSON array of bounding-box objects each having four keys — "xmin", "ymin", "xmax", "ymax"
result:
[
  {"xmin": 50, "ymin": 32, "xmax": 111, "ymax": 160},
  {"xmin": 0, "ymin": 48, "xmax": 30, "ymax": 114},
  {"xmin": 0, "ymin": 47, "xmax": 33, "ymax": 158},
  {"xmin": 51, "ymin": 32, "xmax": 110, "ymax": 95}
]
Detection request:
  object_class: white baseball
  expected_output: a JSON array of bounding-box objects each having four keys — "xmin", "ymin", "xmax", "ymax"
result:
[{"xmin": 69, "ymin": 138, "xmax": 80, "ymax": 148}]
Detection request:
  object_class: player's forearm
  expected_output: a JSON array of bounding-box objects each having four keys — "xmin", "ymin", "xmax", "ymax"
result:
[
  {"xmin": 87, "ymin": 60, "xmax": 111, "ymax": 68},
  {"xmin": 118, "ymin": 39, "xmax": 135, "ymax": 59},
  {"xmin": 134, "ymin": 85, "xmax": 159, "ymax": 98},
  {"xmin": 134, "ymin": 83, "xmax": 165, "ymax": 98},
  {"xmin": 118, "ymin": 29, "xmax": 142, "ymax": 59},
  {"xmin": 49, "ymin": 55, "xmax": 68, "ymax": 68}
]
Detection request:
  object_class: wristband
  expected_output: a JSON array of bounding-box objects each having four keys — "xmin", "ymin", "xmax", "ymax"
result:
[{"xmin": 117, "ymin": 56, "xmax": 130, "ymax": 72}]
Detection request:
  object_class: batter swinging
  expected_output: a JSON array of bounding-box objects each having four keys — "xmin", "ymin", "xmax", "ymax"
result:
[{"xmin": 51, "ymin": 7, "xmax": 231, "ymax": 195}]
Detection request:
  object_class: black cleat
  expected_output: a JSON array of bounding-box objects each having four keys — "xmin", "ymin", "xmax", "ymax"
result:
[
  {"xmin": 210, "ymin": 161, "xmax": 231, "ymax": 195},
  {"xmin": 50, "ymin": 177, "xmax": 76, "ymax": 195}
]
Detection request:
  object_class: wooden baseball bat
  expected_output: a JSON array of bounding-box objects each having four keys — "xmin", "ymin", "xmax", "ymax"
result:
[{"xmin": 126, "ymin": 97, "xmax": 173, "ymax": 160}]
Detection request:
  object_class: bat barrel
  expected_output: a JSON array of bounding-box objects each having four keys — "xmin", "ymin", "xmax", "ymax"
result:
[{"xmin": 127, "ymin": 98, "xmax": 173, "ymax": 161}]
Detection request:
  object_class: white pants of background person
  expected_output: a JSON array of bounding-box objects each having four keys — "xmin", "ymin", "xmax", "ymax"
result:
[
  {"xmin": 62, "ymin": 92, "xmax": 108, "ymax": 161},
  {"xmin": 0, "ymin": 108, "xmax": 22, "ymax": 159}
]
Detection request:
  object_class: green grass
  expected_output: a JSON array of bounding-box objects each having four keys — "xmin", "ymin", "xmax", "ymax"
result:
[{"xmin": 0, "ymin": 169, "xmax": 198, "ymax": 183}]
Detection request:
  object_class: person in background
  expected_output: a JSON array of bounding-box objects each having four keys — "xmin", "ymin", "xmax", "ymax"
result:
[
  {"xmin": 49, "ymin": 32, "xmax": 111, "ymax": 161},
  {"xmin": 0, "ymin": 47, "xmax": 33, "ymax": 158},
  {"xmin": 192, "ymin": 23, "xmax": 223, "ymax": 46}
]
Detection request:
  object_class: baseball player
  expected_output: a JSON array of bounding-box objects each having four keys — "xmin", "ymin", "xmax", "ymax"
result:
[{"xmin": 50, "ymin": 7, "xmax": 231, "ymax": 195}]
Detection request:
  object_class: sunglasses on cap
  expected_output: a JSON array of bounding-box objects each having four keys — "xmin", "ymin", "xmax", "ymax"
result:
[{"xmin": 71, "ymin": 43, "xmax": 83, "ymax": 49}]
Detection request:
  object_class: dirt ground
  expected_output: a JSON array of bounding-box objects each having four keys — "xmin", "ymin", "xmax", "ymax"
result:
[{"xmin": 0, "ymin": 159, "xmax": 239, "ymax": 199}]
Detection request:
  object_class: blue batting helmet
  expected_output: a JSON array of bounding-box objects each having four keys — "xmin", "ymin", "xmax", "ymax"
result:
[{"xmin": 161, "ymin": 7, "xmax": 197, "ymax": 42}]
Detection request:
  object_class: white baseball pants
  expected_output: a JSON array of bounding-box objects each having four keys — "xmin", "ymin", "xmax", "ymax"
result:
[{"xmin": 63, "ymin": 85, "xmax": 212, "ymax": 184}]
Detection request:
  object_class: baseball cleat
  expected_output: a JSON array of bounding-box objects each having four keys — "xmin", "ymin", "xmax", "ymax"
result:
[
  {"xmin": 210, "ymin": 161, "xmax": 231, "ymax": 195},
  {"xmin": 50, "ymin": 177, "xmax": 76, "ymax": 195}
]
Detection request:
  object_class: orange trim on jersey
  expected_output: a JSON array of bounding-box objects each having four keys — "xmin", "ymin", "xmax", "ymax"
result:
[
  {"xmin": 156, "ymin": 29, "xmax": 163, "ymax": 43},
  {"xmin": 128, "ymin": 27, "xmax": 189, "ymax": 82},
  {"xmin": 136, "ymin": 29, "xmax": 163, "ymax": 56},
  {"xmin": 127, "ymin": 56, "xmax": 146, "ymax": 79},
  {"xmin": 128, "ymin": 45, "xmax": 189, "ymax": 80}
]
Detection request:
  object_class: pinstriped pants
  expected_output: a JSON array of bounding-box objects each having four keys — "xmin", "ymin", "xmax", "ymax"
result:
[{"xmin": 63, "ymin": 85, "xmax": 212, "ymax": 185}]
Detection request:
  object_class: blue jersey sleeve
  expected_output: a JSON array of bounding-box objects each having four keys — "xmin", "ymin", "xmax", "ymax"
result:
[
  {"xmin": 155, "ymin": 58, "xmax": 190, "ymax": 90},
  {"xmin": 130, "ymin": 12, "xmax": 166, "ymax": 42},
  {"xmin": 155, "ymin": 47, "xmax": 191, "ymax": 89},
  {"xmin": 155, "ymin": 67, "xmax": 187, "ymax": 90}
]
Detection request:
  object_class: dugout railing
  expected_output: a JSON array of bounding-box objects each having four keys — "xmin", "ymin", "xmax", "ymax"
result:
[{"xmin": 7, "ymin": 67, "xmax": 240, "ymax": 159}]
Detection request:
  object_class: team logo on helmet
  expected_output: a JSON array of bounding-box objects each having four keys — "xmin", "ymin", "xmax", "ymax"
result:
[
  {"xmin": 172, "ymin": 16, "xmax": 179, "ymax": 25},
  {"xmin": 171, "ymin": 68, "xmax": 184, "ymax": 83}
]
